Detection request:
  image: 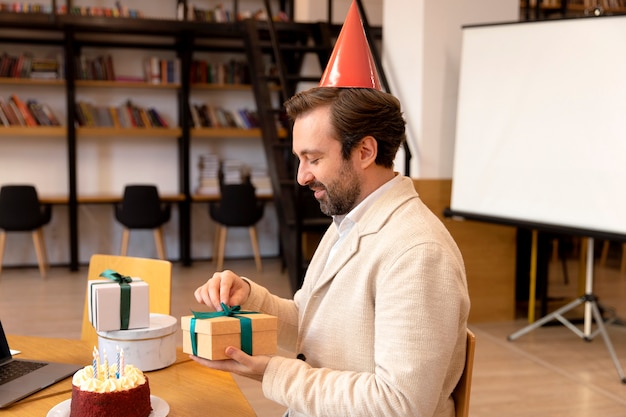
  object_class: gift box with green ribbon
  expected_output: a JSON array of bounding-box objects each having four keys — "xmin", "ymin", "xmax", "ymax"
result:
[
  {"xmin": 181, "ymin": 304, "xmax": 277, "ymax": 360},
  {"xmin": 88, "ymin": 269, "xmax": 150, "ymax": 332}
]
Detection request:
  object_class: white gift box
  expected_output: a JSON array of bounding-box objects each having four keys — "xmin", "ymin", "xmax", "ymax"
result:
[
  {"xmin": 88, "ymin": 278, "xmax": 150, "ymax": 332},
  {"xmin": 98, "ymin": 313, "xmax": 178, "ymax": 371}
]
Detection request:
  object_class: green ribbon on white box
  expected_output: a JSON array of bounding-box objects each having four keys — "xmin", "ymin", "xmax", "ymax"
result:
[{"xmin": 98, "ymin": 269, "xmax": 133, "ymax": 330}]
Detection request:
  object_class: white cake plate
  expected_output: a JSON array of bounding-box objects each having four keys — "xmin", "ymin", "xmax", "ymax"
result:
[{"xmin": 47, "ymin": 395, "xmax": 169, "ymax": 417}]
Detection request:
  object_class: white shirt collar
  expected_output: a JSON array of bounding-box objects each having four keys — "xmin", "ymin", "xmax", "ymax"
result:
[{"xmin": 332, "ymin": 173, "xmax": 401, "ymax": 232}]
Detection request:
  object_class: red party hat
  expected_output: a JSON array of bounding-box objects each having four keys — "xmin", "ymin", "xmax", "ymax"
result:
[{"xmin": 319, "ymin": 0, "xmax": 382, "ymax": 90}]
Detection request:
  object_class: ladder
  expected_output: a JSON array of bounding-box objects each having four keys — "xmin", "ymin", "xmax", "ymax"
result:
[{"xmin": 243, "ymin": 0, "xmax": 409, "ymax": 292}]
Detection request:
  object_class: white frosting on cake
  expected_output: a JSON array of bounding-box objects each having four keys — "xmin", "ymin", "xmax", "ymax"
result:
[{"xmin": 72, "ymin": 364, "xmax": 146, "ymax": 393}]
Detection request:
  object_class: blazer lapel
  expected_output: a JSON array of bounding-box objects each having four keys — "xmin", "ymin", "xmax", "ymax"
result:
[{"xmin": 303, "ymin": 178, "xmax": 418, "ymax": 297}]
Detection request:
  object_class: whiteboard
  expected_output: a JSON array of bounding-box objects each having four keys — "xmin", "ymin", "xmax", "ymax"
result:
[{"xmin": 450, "ymin": 16, "xmax": 626, "ymax": 236}]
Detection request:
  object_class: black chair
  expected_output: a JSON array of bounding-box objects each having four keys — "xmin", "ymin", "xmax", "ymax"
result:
[
  {"xmin": 209, "ymin": 181, "xmax": 265, "ymax": 272},
  {"xmin": 0, "ymin": 185, "xmax": 52, "ymax": 278},
  {"xmin": 114, "ymin": 185, "xmax": 171, "ymax": 260}
]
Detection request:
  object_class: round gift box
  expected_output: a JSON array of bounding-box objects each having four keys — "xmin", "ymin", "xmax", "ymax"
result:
[{"xmin": 97, "ymin": 313, "xmax": 178, "ymax": 372}]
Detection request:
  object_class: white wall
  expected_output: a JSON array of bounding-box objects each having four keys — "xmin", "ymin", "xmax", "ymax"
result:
[{"xmin": 383, "ymin": 0, "xmax": 519, "ymax": 177}]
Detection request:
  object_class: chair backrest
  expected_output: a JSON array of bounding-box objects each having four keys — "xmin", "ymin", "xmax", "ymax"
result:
[
  {"xmin": 0, "ymin": 185, "xmax": 50, "ymax": 231},
  {"xmin": 453, "ymin": 329, "xmax": 476, "ymax": 417},
  {"xmin": 116, "ymin": 185, "xmax": 170, "ymax": 228},
  {"xmin": 210, "ymin": 181, "xmax": 264, "ymax": 227},
  {"xmin": 80, "ymin": 254, "xmax": 172, "ymax": 347}
]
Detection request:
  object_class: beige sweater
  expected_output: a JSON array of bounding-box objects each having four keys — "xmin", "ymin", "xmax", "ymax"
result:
[{"xmin": 244, "ymin": 176, "xmax": 470, "ymax": 417}]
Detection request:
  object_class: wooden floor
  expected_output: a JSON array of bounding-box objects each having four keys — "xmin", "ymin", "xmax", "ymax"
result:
[{"xmin": 1, "ymin": 253, "xmax": 626, "ymax": 416}]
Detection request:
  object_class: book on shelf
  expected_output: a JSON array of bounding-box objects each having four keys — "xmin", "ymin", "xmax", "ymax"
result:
[
  {"xmin": 75, "ymin": 101, "xmax": 96, "ymax": 127},
  {"xmin": 189, "ymin": 104, "xmax": 201, "ymax": 127},
  {"xmin": 0, "ymin": 53, "xmax": 62, "ymax": 79},
  {"xmin": 75, "ymin": 100, "xmax": 170, "ymax": 128},
  {"xmin": 145, "ymin": 56, "xmax": 180, "ymax": 85},
  {"xmin": 191, "ymin": 3, "xmax": 232, "ymax": 22},
  {"xmin": 190, "ymin": 59, "xmax": 250, "ymax": 85},
  {"xmin": 94, "ymin": 106, "xmax": 115, "ymax": 127},
  {"xmin": 68, "ymin": 4, "xmax": 143, "ymax": 18},
  {"xmin": 109, "ymin": 107, "xmax": 121, "ymax": 128},
  {"xmin": 10, "ymin": 94, "xmax": 38, "ymax": 126},
  {"xmin": 26, "ymin": 100, "xmax": 61, "ymax": 126},
  {"xmin": 116, "ymin": 104, "xmax": 133, "ymax": 128},
  {"xmin": 237, "ymin": 108, "xmax": 259, "ymax": 129},
  {"xmin": 40, "ymin": 102, "xmax": 61, "ymax": 126},
  {"xmin": 207, "ymin": 105, "xmax": 222, "ymax": 127},
  {"xmin": 0, "ymin": 52, "xmax": 31, "ymax": 78},
  {"xmin": 8, "ymin": 100, "xmax": 26, "ymax": 126},
  {"xmin": 0, "ymin": 102, "xmax": 10, "ymax": 126},
  {"xmin": 197, "ymin": 104, "xmax": 212, "ymax": 127},
  {"xmin": 214, "ymin": 106, "xmax": 229, "ymax": 128},
  {"xmin": 0, "ymin": 98, "xmax": 22, "ymax": 126},
  {"xmin": 147, "ymin": 108, "xmax": 168, "ymax": 128},
  {"xmin": 0, "ymin": 53, "xmax": 12, "ymax": 77},
  {"xmin": 250, "ymin": 165, "xmax": 273, "ymax": 195},
  {"xmin": 189, "ymin": 103, "xmax": 255, "ymax": 129},
  {"xmin": 75, "ymin": 54, "xmax": 115, "ymax": 81},
  {"xmin": 14, "ymin": 52, "xmax": 32, "ymax": 78},
  {"xmin": 1, "ymin": 3, "xmax": 57, "ymax": 13},
  {"xmin": 196, "ymin": 153, "xmax": 221, "ymax": 195},
  {"xmin": 221, "ymin": 159, "xmax": 248, "ymax": 184}
]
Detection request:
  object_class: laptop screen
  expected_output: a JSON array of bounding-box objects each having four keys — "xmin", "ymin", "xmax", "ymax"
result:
[{"xmin": 0, "ymin": 321, "xmax": 14, "ymax": 364}]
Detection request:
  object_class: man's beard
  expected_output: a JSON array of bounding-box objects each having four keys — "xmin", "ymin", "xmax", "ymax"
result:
[{"xmin": 313, "ymin": 162, "xmax": 361, "ymax": 216}]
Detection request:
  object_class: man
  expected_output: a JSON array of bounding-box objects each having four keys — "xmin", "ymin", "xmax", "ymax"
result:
[{"xmin": 191, "ymin": 2, "xmax": 470, "ymax": 416}]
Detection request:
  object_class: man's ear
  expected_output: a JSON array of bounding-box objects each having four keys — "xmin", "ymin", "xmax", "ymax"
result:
[{"xmin": 358, "ymin": 136, "xmax": 378, "ymax": 168}]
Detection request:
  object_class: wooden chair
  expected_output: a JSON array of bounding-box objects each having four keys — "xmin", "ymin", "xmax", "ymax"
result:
[
  {"xmin": 80, "ymin": 254, "xmax": 172, "ymax": 348},
  {"xmin": 452, "ymin": 329, "xmax": 476, "ymax": 417}
]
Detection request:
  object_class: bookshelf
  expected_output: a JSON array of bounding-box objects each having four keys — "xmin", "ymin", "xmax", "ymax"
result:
[
  {"xmin": 521, "ymin": 0, "xmax": 626, "ymax": 18},
  {"xmin": 0, "ymin": 0, "xmax": 292, "ymax": 268}
]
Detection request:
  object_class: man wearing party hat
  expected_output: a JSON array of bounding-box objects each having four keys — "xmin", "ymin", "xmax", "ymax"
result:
[{"xmin": 192, "ymin": 2, "xmax": 470, "ymax": 416}]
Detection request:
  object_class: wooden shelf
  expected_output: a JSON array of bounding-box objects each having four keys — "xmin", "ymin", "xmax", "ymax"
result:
[
  {"xmin": 76, "ymin": 127, "xmax": 182, "ymax": 137},
  {"xmin": 75, "ymin": 80, "xmax": 180, "ymax": 89},
  {"xmin": 191, "ymin": 83, "xmax": 253, "ymax": 91},
  {"xmin": 0, "ymin": 78, "xmax": 64, "ymax": 86},
  {"xmin": 191, "ymin": 127, "xmax": 287, "ymax": 138},
  {"xmin": 191, "ymin": 83, "xmax": 281, "ymax": 92},
  {"xmin": 40, "ymin": 193, "xmax": 186, "ymax": 204},
  {"xmin": 191, "ymin": 192, "xmax": 273, "ymax": 202},
  {"xmin": 0, "ymin": 126, "xmax": 66, "ymax": 136},
  {"xmin": 191, "ymin": 127, "xmax": 262, "ymax": 138}
]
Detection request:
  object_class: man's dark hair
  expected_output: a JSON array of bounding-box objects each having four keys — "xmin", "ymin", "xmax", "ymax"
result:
[{"xmin": 284, "ymin": 87, "xmax": 406, "ymax": 168}]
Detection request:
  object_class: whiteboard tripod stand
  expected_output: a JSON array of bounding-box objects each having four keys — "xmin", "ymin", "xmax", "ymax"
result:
[{"xmin": 508, "ymin": 237, "xmax": 626, "ymax": 383}]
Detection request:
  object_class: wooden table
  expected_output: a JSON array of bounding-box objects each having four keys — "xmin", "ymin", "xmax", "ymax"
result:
[{"xmin": 2, "ymin": 335, "xmax": 257, "ymax": 417}]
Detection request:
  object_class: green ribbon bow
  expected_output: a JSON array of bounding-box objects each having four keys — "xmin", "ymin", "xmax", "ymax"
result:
[
  {"xmin": 99, "ymin": 269, "xmax": 133, "ymax": 330},
  {"xmin": 189, "ymin": 303, "xmax": 258, "ymax": 357}
]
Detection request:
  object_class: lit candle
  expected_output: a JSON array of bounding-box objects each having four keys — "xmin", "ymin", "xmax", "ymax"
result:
[{"xmin": 116, "ymin": 346, "xmax": 120, "ymax": 379}]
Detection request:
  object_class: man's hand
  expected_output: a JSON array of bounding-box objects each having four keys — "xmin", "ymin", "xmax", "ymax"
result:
[
  {"xmin": 190, "ymin": 346, "xmax": 271, "ymax": 382},
  {"xmin": 194, "ymin": 270, "xmax": 251, "ymax": 311}
]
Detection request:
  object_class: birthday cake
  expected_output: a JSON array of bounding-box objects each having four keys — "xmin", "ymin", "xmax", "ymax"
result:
[{"xmin": 69, "ymin": 350, "xmax": 152, "ymax": 417}]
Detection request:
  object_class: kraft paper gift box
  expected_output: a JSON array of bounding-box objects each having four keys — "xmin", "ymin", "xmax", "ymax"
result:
[
  {"xmin": 181, "ymin": 309, "xmax": 277, "ymax": 361},
  {"xmin": 88, "ymin": 277, "xmax": 150, "ymax": 332}
]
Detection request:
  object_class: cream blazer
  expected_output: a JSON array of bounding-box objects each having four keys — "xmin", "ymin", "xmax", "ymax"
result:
[{"xmin": 244, "ymin": 176, "xmax": 470, "ymax": 417}]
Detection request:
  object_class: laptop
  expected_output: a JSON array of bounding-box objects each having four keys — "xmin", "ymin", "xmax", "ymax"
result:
[{"xmin": 0, "ymin": 320, "xmax": 81, "ymax": 408}]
